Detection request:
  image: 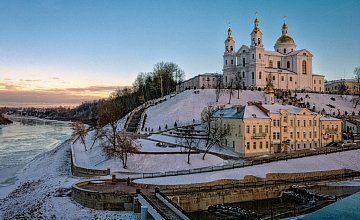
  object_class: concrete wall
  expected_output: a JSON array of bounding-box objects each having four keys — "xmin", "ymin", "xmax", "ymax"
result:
[
  {"xmin": 72, "ymin": 183, "xmax": 134, "ymax": 211},
  {"xmin": 70, "ymin": 144, "xmax": 110, "ymax": 177},
  {"xmin": 169, "ymin": 185, "xmax": 287, "ymax": 212}
]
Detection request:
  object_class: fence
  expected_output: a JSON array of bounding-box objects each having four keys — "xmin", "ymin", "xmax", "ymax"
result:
[
  {"xmin": 160, "ymin": 171, "xmax": 360, "ymax": 196},
  {"xmin": 139, "ymin": 145, "xmax": 360, "ymax": 179}
]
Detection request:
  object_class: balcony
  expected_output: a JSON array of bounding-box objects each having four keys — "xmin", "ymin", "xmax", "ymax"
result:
[
  {"xmin": 325, "ymin": 128, "xmax": 338, "ymax": 134},
  {"xmin": 251, "ymin": 133, "xmax": 267, "ymax": 139}
]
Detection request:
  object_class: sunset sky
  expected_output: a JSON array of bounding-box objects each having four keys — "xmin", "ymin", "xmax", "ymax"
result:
[{"xmin": 0, "ymin": 0, "xmax": 360, "ymax": 107}]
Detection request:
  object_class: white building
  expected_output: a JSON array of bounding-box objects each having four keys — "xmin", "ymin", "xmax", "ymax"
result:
[
  {"xmin": 223, "ymin": 17, "xmax": 325, "ymax": 92},
  {"xmin": 176, "ymin": 73, "xmax": 222, "ymax": 92}
]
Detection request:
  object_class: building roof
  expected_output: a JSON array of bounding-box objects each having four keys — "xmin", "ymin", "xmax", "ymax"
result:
[
  {"xmin": 275, "ymin": 34, "xmax": 295, "ymax": 45},
  {"xmin": 213, "ymin": 105, "xmax": 269, "ymax": 119},
  {"xmin": 319, "ymin": 115, "xmax": 341, "ymax": 121},
  {"xmin": 262, "ymin": 103, "xmax": 303, "ymax": 114}
]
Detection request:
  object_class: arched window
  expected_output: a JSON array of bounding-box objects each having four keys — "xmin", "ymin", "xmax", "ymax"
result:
[
  {"xmin": 231, "ymin": 59, "xmax": 233, "ymax": 65},
  {"xmin": 284, "ymin": 48, "xmax": 287, "ymax": 54},
  {"xmin": 287, "ymin": 61, "xmax": 290, "ymax": 69},
  {"xmin": 243, "ymin": 58, "xmax": 245, "ymax": 67},
  {"xmin": 269, "ymin": 60, "xmax": 273, "ymax": 68},
  {"xmin": 225, "ymin": 60, "xmax": 228, "ymax": 65},
  {"xmin": 277, "ymin": 61, "xmax": 281, "ymax": 68},
  {"xmin": 302, "ymin": 60, "xmax": 307, "ymax": 74},
  {"xmin": 230, "ymin": 46, "xmax": 233, "ymax": 51}
]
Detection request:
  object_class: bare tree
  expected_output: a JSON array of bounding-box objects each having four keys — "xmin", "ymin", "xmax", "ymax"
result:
[
  {"xmin": 354, "ymin": 67, "xmax": 360, "ymax": 96},
  {"xmin": 215, "ymin": 75, "xmax": 224, "ymax": 102},
  {"xmin": 97, "ymin": 99, "xmax": 123, "ymax": 151},
  {"xmin": 235, "ymin": 71, "xmax": 242, "ymax": 99},
  {"xmin": 227, "ymin": 79, "xmax": 234, "ymax": 104},
  {"xmin": 338, "ymin": 80, "xmax": 348, "ymax": 95},
  {"xmin": 177, "ymin": 127, "xmax": 200, "ymax": 164},
  {"xmin": 201, "ymin": 107, "xmax": 230, "ymax": 159},
  {"xmin": 71, "ymin": 121, "xmax": 88, "ymax": 151},
  {"xmin": 102, "ymin": 132, "xmax": 140, "ymax": 169}
]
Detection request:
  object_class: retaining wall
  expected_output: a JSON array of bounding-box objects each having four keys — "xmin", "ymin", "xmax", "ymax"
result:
[{"xmin": 72, "ymin": 181, "xmax": 134, "ymax": 211}]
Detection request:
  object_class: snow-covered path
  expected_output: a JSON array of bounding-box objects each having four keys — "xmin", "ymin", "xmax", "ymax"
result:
[
  {"xmin": 134, "ymin": 149, "xmax": 360, "ymax": 185},
  {"xmin": 0, "ymin": 140, "xmax": 139, "ymax": 220}
]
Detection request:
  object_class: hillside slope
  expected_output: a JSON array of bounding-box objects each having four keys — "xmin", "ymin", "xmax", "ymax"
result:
[{"xmin": 143, "ymin": 89, "xmax": 265, "ymax": 131}]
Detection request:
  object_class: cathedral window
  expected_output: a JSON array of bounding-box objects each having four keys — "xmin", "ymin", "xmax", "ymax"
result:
[
  {"xmin": 273, "ymin": 76, "xmax": 275, "ymax": 81},
  {"xmin": 284, "ymin": 48, "xmax": 287, "ymax": 54},
  {"xmin": 252, "ymin": 54, "xmax": 255, "ymax": 59},
  {"xmin": 319, "ymin": 80, "xmax": 321, "ymax": 84},
  {"xmin": 277, "ymin": 61, "xmax": 281, "ymax": 68},
  {"xmin": 226, "ymin": 46, "xmax": 228, "ymax": 52},
  {"xmin": 281, "ymin": 76, "xmax": 284, "ymax": 81},
  {"xmin": 290, "ymin": 77, "xmax": 292, "ymax": 82},
  {"xmin": 287, "ymin": 61, "xmax": 290, "ymax": 69},
  {"xmin": 242, "ymin": 72, "xmax": 245, "ymax": 78},
  {"xmin": 259, "ymin": 53, "xmax": 262, "ymax": 59},
  {"xmin": 243, "ymin": 58, "xmax": 245, "ymax": 67},
  {"xmin": 258, "ymin": 38, "xmax": 261, "ymax": 46},
  {"xmin": 314, "ymin": 80, "xmax": 316, "ymax": 84},
  {"xmin": 252, "ymin": 72, "xmax": 254, "ymax": 79},
  {"xmin": 259, "ymin": 72, "xmax": 262, "ymax": 79},
  {"xmin": 230, "ymin": 46, "xmax": 233, "ymax": 51},
  {"xmin": 269, "ymin": 60, "xmax": 273, "ymax": 68},
  {"xmin": 243, "ymin": 50, "xmax": 245, "ymax": 53},
  {"xmin": 302, "ymin": 60, "xmax": 307, "ymax": 74},
  {"xmin": 226, "ymin": 60, "xmax": 228, "ymax": 65},
  {"xmin": 231, "ymin": 59, "xmax": 233, "ymax": 65}
]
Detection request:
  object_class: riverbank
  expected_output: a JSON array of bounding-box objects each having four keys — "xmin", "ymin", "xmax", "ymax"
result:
[{"xmin": 0, "ymin": 140, "xmax": 140, "ymax": 219}]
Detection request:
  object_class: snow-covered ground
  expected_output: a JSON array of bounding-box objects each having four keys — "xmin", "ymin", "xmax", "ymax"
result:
[
  {"xmin": 142, "ymin": 89, "xmax": 265, "ymax": 132},
  {"xmin": 134, "ymin": 149, "xmax": 360, "ymax": 185},
  {"xmin": 296, "ymin": 93, "xmax": 360, "ymax": 115},
  {"xmin": 0, "ymin": 140, "xmax": 140, "ymax": 219},
  {"xmin": 73, "ymin": 133, "xmax": 226, "ymax": 174}
]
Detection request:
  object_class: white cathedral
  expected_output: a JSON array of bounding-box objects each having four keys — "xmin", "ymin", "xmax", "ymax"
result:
[{"xmin": 223, "ymin": 17, "xmax": 325, "ymax": 92}]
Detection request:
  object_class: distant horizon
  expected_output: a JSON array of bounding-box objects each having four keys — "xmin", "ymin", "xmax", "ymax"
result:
[{"xmin": 1, "ymin": 0, "xmax": 359, "ymax": 107}]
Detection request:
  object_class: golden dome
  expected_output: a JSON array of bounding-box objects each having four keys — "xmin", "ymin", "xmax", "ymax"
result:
[
  {"xmin": 275, "ymin": 34, "xmax": 295, "ymax": 45},
  {"xmin": 264, "ymin": 81, "xmax": 274, "ymax": 94}
]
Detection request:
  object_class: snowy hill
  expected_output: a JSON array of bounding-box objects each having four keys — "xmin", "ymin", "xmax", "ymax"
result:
[
  {"xmin": 143, "ymin": 89, "xmax": 265, "ymax": 132},
  {"xmin": 296, "ymin": 93, "xmax": 360, "ymax": 115}
]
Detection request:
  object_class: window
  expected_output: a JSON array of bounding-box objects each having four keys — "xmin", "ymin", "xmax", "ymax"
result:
[
  {"xmin": 233, "ymin": 141, "xmax": 235, "ymax": 148},
  {"xmin": 302, "ymin": 60, "xmax": 307, "ymax": 74},
  {"xmin": 265, "ymin": 125, "xmax": 269, "ymax": 133},
  {"xmin": 273, "ymin": 75, "xmax": 276, "ymax": 81},
  {"xmin": 287, "ymin": 61, "xmax": 290, "ymax": 69},
  {"xmin": 277, "ymin": 61, "xmax": 281, "ymax": 68},
  {"xmin": 309, "ymin": 132, "xmax": 312, "ymax": 139},
  {"xmin": 290, "ymin": 132, "xmax": 293, "ymax": 139},
  {"xmin": 284, "ymin": 48, "xmax": 287, "ymax": 54},
  {"xmin": 297, "ymin": 120, "xmax": 300, "ymax": 127},
  {"xmin": 277, "ymin": 120, "xmax": 280, "ymax": 127},
  {"xmin": 230, "ymin": 46, "xmax": 233, "ymax": 51},
  {"xmin": 298, "ymin": 144, "xmax": 300, "ymax": 149},
  {"xmin": 277, "ymin": 132, "xmax": 280, "ymax": 139},
  {"xmin": 259, "ymin": 125, "xmax": 263, "ymax": 133},
  {"xmin": 314, "ymin": 80, "xmax": 316, "ymax": 84},
  {"xmin": 259, "ymin": 53, "xmax": 262, "ymax": 59},
  {"xmin": 290, "ymin": 120, "xmax": 293, "ymax": 126},
  {"xmin": 246, "ymin": 125, "xmax": 250, "ymax": 133},
  {"xmin": 253, "ymin": 125, "xmax": 256, "ymax": 133},
  {"xmin": 238, "ymin": 125, "xmax": 241, "ymax": 134},
  {"xmin": 290, "ymin": 77, "xmax": 292, "ymax": 82},
  {"xmin": 309, "ymin": 120, "xmax": 312, "ymax": 126},
  {"xmin": 273, "ymin": 132, "xmax": 276, "ymax": 139},
  {"xmin": 253, "ymin": 142, "xmax": 257, "ymax": 149},
  {"xmin": 269, "ymin": 60, "xmax": 273, "ymax": 68},
  {"xmin": 303, "ymin": 132, "xmax": 306, "ymax": 139},
  {"xmin": 266, "ymin": 141, "xmax": 269, "ymax": 148},
  {"xmin": 259, "ymin": 72, "xmax": 262, "ymax": 79},
  {"xmin": 252, "ymin": 72, "xmax": 254, "ymax": 79},
  {"xmin": 284, "ymin": 126, "xmax": 288, "ymax": 132},
  {"xmin": 297, "ymin": 132, "xmax": 300, "ymax": 138},
  {"xmin": 225, "ymin": 60, "xmax": 227, "ymax": 65},
  {"xmin": 242, "ymin": 72, "xmax": 245, "ymax": 78},
  {"xmin": 260, "ymin": 142, "xmax": 263, "ymax": 149},
  {"xmin": 304, "ymin": 143, "xmax": 306, "ymax": 149},
  {"xmin": 314, "ymin": 120, "xmax": 317, "ymax": 126},
  {"xmin": 243, "ymin": 58, "xmax": 246, "ymax": 67},
  {"xmin": 303, "ymin": 120, "xmax": 306, "ymax": 127},
  {"xmin": 281, "ymin": 76, "xmax": 284, "ymax": 81},
  {"xmin": 246, "ymin": 142, "xmax": 250, "ymax": 150},
  {"xmin": 231, "ymin": 59, "xmax": 233, "ymax": 65},
  {"xmin": 252, "ymin": 54, "xmax": 255, "ymax": 59},
  {"xmin": 284, "ymin": 116, "xmax": 288, "ymax": 123},
  {"xmin": 319, "ymin": 80, "xmax": 321, "ymax": 84}
]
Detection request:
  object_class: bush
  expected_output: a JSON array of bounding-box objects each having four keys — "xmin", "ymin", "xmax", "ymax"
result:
[
  {"xmin": 165, "ymin": 124, "xmax": 168, "ymax": 129},
  {"xmin": 174, "ymin": 121, "xmax": 178, "ymax": 127},
  {"xmin": 159, "ymin": 125, "xmax": 161, "ymax": 131},
  {"xmin": 330, "ymin": 97, "xmax": 335, "ymax": 101}
]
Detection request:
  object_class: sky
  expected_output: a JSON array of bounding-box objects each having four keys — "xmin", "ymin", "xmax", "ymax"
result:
[{"xmin": 0, "ymin": 0, "xmax": 359, "ymax": 107}]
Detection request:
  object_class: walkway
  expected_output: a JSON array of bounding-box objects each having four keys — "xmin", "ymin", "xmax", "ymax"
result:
[{"xmin": 126, "ymin": 107, "xmax": 145, "ymax": 132}]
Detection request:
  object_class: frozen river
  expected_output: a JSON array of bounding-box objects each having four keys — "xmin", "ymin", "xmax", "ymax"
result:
[{"xmin": 0, "ymin": 117, "xmax": 72, "ymax": 191}]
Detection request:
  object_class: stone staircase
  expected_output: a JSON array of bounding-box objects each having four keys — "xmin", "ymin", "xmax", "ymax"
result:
[{"xmin": 125, "ymin": 108, "xmax": 145, "ymax": 133}]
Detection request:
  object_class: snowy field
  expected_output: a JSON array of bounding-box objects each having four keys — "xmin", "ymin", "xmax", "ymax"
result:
[
  {"xmin": 142, "ymin": 89, "xmax": 265, "ymax": 132},
  {"xmin": 134, "ymin": 149, "xmax": 360, "ymax": 185},
  {"xmin": 296, "ymin": 93, "xmax": 360, "ymax": 115},
  {"xmin": 0, "ymin": 140, "xmax": 140, "ymax": 219}
]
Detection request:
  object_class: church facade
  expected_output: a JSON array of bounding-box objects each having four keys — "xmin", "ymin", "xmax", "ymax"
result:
[{"xmin": 223, "ymin": 17, "xmax": 325, "ymax": 92}]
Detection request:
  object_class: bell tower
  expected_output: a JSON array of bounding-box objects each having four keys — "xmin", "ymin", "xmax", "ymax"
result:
[{"xmin": 251, "ymin": 13, "xmax": 263, "ymax": 48}]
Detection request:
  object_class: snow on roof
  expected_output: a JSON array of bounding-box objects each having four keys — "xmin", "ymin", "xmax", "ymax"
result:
[
  {"xmin": 264, "ymin": 50, "xmax": 283, "ymax": 56},
  {"xmin": 264, "ymin": 68, "xmax": 298, "ymax": 75},
  {"xmin": 214, "ymin": 105, "xmax": 269, "ymax": 119},
  {"xmin": 262, "ymin": 103, "xmax": 303, "ymax": 114},
  {"xmin": 319, "ymin": 115, "xmax": 341, "ymax": 121}
]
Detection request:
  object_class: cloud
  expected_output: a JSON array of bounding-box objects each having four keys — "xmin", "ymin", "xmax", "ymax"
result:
[{"xmin": 0, "ymin": 85, "xmax": 126, "ymax": 107}]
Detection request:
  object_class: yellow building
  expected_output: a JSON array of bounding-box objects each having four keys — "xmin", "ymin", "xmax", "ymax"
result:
[
  {"xmin": 325, "ymin": 79, "xmax": 359, "ymax": 95},
  {"xmin": 213, "ymin": 102, "xmax": 342, "ymax": 157}
]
